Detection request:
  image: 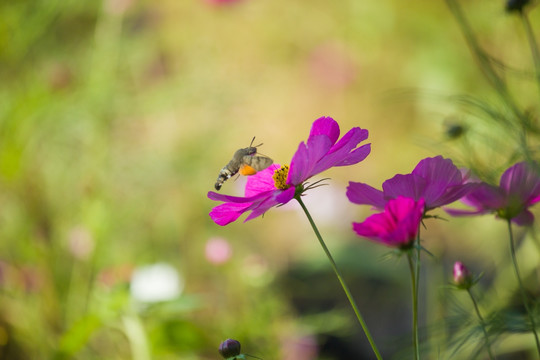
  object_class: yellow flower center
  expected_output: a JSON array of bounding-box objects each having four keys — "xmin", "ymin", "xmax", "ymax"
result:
[{"xmin": 273, "ymin": 165, "xmax": 290, "ymax": 190}]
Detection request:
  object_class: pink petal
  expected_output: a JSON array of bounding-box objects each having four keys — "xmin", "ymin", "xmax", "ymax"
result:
[
  {"xmin": 500, "ymin": 162, "xmax": 540, "ymax": 203},
  {"xmin": 346, "ymin": 182, "xmax": 385, "ymax": 208},
  {"xmin": 412, "ymin": 156, "xmax": 462, "ymax": 186},
  {"xmin": 382, "ymin": 174, "xmax": 427, "ymax": 202},
  {"xmin": 209, "ymin": 202, "xmax": 252, "ymax": 226},
  {"xmin": 287, "ymin": 142, "xmax": 309, "ymax": 185},
  {"xmin": 428, "ymin": 182, "xmax": 479, "ymax": 209},
  {"xmin": 511, "ymin": 210, "xmax": 535, "ymax": 226},
  {"xmin": 308, "ymin": 116, "xmax": 340, "ymax": 145},
  {"xmin": 311, "ymin": 128, "xmax": 369, "ymax": 175},
  {"xmin": 208, "ymin": 190, "xmax": 269, "ymax": 204},
  {"xmin": 275, "ymin": 187, "xmax": 296, "ymax": 203},
  {"xmin": 334, "ymin": 143, "xmax": 371, "ymax": 167},
  {"xmin": 245, "ymin": 164, "xmax": 281, "ymax": 197}
]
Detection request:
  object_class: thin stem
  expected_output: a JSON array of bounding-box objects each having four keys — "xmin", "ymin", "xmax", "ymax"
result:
[
  {"xmin": 445, "ymin": 0, "xmax": 534, "ymax": 164},
  {"xmin": 414, "ymin": 228, "xmax": 421, "ymax": 360},
  {"xmin": 521, "ymin": 11, "xmax": 540, "ymax": 97},
  {"xmin": 466, "ymin": 288, "xmax": 495, "ymax": 360},
  {"xmin": 295, "ymin": 196, "xmax": 382, "ymax": 360},
  {"xmin": 507, "ymin": 220, "xmax": 540, "ymax": 356},
  {"xmin": 407, "ymin": 252, "xmax": 420, "ymax": 360}
]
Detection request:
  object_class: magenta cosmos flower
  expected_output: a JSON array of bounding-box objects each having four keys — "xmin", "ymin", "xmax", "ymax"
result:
[
  {"xmin": 353, "ymin": 196, "xmax": 425, "ymax": 248},
  {"xmin": 446, "ymin": 162, "xmax": 540, "ymax": 226},
  {"xmin": 207, "ymin": 117, "xmax": 371, "ymax": 226},
  {"xmin": 347, "ymin": 156, "xmax": 476, "ymax": 212}
]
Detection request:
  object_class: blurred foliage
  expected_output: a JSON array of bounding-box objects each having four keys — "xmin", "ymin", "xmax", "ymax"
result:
[{"xmin": 1, "ymin": 0, "xmax": 540, "ymax": 359}]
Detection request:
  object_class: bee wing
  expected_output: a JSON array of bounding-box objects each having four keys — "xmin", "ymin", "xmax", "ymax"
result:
[{"xmin": 239, "ymin": 155, "xmax": 273, "ymax": 175}]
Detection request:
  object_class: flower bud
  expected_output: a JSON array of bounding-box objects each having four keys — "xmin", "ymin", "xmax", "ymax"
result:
[
  {"xmin": 453, "ymin": 261, "xmax": 473, "ymax": 289},
  {"xmin": 219, "ymin": 339, "xmax": 242, "ymax": 358},
  {"xmin": 505, "ymin": 0, "xmax": 531, "ymax": 13}
]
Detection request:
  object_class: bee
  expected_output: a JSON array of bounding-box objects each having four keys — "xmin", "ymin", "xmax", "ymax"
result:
[{"xmin": 214, "ymin": 137, "xmax": 273, "ymax": 191}]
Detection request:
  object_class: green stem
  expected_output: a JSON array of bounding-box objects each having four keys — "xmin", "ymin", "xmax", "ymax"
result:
[
  {"xmin": 415, "ymin": 228, "xmax": 421, "ymax": 359},
  {"xmin": 407, "ymin": 252, "xmax": 420, "ymax": 360},
  {"xmin": 295, "ymin": 196, "xmax": 382, "ymax": 360},
  {"xmin": 445, "ymin": 0, "xmax": 534, "ymax": 164},
  {"xmin": 466, "ymin": 288, "xmax": 495, "ymax": 360},
  {"xmin": 507, "ymin": 220, "xmax": 540, "ymax": 356},
  {"xmin": 521, "ymin": 11, "xmax": 540, "ymax": 98}
]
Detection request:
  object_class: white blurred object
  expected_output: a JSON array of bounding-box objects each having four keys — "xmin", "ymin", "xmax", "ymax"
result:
[{"xmin": 130, "ymin": 263, "xmax": 183, "ymax": 303}]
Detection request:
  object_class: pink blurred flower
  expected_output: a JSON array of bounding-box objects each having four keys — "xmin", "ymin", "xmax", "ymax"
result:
[
  {"xmin": 446, "ymin": 162, "xmax": 540, "ymax": 225},
  {"xmin": 308, "ymin": 42, "xmax": 357, "ymax": 90},
  {"xmin": 205, "ymin": 237, "xmax": 233, "ymax": 265},
  {"xmin": 282, "ymin": 334, "xmax": 318, "ymax": 360},
  {"xmin": 352, "ymin": 196, "xmax": 425, "ymax": 248},
  {"xmin": 208, "ymin": 116, "xmax": 371, "ymax": 225}
]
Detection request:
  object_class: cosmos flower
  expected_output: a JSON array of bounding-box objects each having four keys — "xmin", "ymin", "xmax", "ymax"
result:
[
  {"xmin": 352, "ymin": 196, "xmax": 425, "ymax": 248},
  {"xmin": 446, "ymin": 162, "xmax": 540, "ymax": 226},
  {"xmin": 347, "ymin": 156, "xmax": 476, "ymax": 212},
  {"xmin": 208, "ymin": 116, "xmax": 371, "ymax": 226}
]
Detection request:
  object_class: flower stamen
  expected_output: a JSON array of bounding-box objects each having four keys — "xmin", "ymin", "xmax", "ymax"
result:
[{"xmin": 273, "ymin": 165, "xmax": 290, "ymax": 190}]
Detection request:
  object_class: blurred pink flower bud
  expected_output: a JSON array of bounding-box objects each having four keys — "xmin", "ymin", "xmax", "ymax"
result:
[{"xmin": 453, "ymin": 261, "xmax": 473, "ymax": 289}]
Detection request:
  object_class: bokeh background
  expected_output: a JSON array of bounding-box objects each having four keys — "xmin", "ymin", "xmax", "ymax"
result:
[{"xmin": 1, "ymin": 0, "xmax": 540, "ymax": 359}]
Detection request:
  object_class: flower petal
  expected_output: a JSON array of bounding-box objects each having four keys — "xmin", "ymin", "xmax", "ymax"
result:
[
  {"xmin": 462, "ymin": 183, "xmax": 505, "ymax": 210},
  {"xmin": 208, "ymin": 190, "xmax": 270, "ymax": 204},
  {"xmin": 244, "ymin": 195, "xmax": 282, "ymax": 221},
  {"xmin": 500, "ymin": 162, "xmax": 540, "ymax": 204},
  {"xmin": 209, "ymin": 202, "xmax": 253, "ymax": 226},
  {"xmin": 311, "ymin": 128, "xmax": 369, "ymax": 176},
  {"xmin": 412, "ymin": 156, "xmax": 462, "ymax": 186},
  {"xmin": 275, "ymin": 186, "xmax": 296, "ymax": 203},
  {"xmin": 511, "ymin": 209, "xmax": 535, "ymax": 226},
  {"xmin": 334, "ymin": 143, "xmax": 371, "ymax": 167},
  {"xmin": 382, "ymin": 174, "xmax": 427, "ymax": 202},
  {"xmin": 245, "ymin": 164, "xmax": 281, "ymax": 197},
  {"xmin": 346, "ymin": 182, "xmax": 386, "ymax": 208},
  {"xmin": 287, "ymin": 142, "xmax": 310, "ymax": 185},
  {"xmin": 352, "ymin": 197, "xmax": 424, "ymax": 247},
  {"xmin": 428, "ymin": 182, "xmax": 479, "ymax": 209},
  {"xmin": 444, "ymin": 207, "xmax": 489, "ymax": 217},
  {"xmin": 309, "ymin": 116, "xmax": 340, "ymax": 145}
]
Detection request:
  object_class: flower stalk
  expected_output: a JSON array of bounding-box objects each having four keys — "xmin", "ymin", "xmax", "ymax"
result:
[
  {"xmin": 520, "ymin": 11, "xmax": 540, "ymax": 98},
  {"xmin": 295, "ymin": 196, "xmax": 382, "ymax": 360},
  {"xmin": 507, "ymin": 220, "xmax": 540, "ymax": 356},
  {"xmin": 466, "ymin": 288, "xmax": 495, "ymax": 360},
  {"xmin": 407, "ymin": 250, "xmax": 420, "ymax": 360}
]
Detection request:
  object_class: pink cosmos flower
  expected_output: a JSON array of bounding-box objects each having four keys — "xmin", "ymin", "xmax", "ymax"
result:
[
  {"xmin": 446, "ymin": 162, "xmax": 540, "ymax": 226},
  {"xmin": 207, "ymin": 117, "xmax": 371, "ymax": 226},
  {"xmin": 352, "ymin": 196, "xmax": 425, "ymax": 248},
  {"xmin": 347, "ymin": 156, "xmax": 476, "ymax": 212}
]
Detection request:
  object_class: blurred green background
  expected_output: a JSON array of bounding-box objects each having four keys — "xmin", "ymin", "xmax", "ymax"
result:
[{"xmin": 1, "ymin": 0, "xmax": 540, "ymax": 359}]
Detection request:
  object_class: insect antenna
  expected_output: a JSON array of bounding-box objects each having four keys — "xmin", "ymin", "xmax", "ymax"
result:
[
  {"xmin": 249, "ymin": 136, "xmax": 264, "ymax": 148},
  {"xmin": 255, "ymin": 150, "xmax": 270, "ymax": 158}
]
